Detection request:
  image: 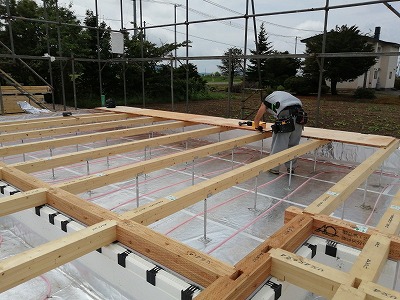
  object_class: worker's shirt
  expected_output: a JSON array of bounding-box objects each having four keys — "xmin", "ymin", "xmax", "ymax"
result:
[{"xmin": 263, "ymin": 91, "xmax": 302, "ymax": 118}]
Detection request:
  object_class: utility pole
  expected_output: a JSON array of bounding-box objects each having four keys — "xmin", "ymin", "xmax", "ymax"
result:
[
  {"xmin": 174, "ymin": 4, "xmax": 180, "ymax": 68},
  {"xmin": 133, "ymin": 0, "xmax": 137, "ymax": 36}
]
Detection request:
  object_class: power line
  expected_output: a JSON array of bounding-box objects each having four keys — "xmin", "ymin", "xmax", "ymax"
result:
[{"xmin": 143, "ymin": 0, "xmax": 321, "ymax": 35}]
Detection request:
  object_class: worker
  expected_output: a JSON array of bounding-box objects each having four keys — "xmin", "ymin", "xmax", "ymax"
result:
[{"xmin": 253, "ymin": 91, "xmax": 307, "ymax": 174}]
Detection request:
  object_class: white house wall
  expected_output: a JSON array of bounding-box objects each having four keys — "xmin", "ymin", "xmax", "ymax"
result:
[{"xmin": 328, "ymin": 43, "xmax": 399, "ymax": 90}]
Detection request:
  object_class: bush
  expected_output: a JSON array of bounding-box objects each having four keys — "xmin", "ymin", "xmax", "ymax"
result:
[
  {"xmin": 284, "ymin": 76, "xmax": 313, "ymax": 95},
  {"xmin": 353, "ymin": 88, "xmax": 376, "ymax": 99},
  {"xmin": 276, "ymin": 85, "xmax": 285, "ymax": 91}
]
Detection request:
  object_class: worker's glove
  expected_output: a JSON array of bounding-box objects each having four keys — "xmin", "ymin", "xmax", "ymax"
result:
[{"xmin": 256, "ymin": 126, "xmax": 264, "ymax": 132}]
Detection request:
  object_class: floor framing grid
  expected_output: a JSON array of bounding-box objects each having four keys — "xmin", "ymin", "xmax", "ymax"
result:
[{"xmin": 0, "ymin": 107, "xmax": 399, "ymax": 299}]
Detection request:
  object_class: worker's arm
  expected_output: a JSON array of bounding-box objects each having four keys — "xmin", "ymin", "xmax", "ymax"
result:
[{"xmin": 253, "ymin": 103, "xmax": 267, "ymax": 130}]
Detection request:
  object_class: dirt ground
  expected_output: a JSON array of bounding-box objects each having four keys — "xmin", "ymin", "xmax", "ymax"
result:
[{"xmin": 146, "ymin": 91, "xmax": 400, "ymax": 139}]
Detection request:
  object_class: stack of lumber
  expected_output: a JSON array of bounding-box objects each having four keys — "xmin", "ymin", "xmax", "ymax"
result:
[{"xmin": 1, "ymin": 86, "xmax": 51, "ymax": 114}]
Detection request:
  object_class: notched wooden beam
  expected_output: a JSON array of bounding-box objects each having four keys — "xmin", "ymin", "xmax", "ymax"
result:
[
  {"xmin": 285, "ymin": 206, "xmax": 400, "ymax": 260},
  {"xmin": 269, "ymin": 248, "xmax": 351, "ymax": 299}
]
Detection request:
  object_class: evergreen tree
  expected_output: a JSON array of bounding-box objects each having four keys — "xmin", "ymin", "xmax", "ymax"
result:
[
  {"xmin": 302, "ymin": 25, "xmax": 376, "ymax": 95},
  {"xmin": 246, "ymin": 22, "xmax": 274, "ymax": 86}
]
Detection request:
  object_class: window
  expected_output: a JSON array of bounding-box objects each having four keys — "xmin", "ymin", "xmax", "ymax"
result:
[
  {"xmin": 389, "ymin": 72, "xmax": 392, "ymax": 79},
  {"xmin": 374, "ymin": 70, "xmax": 378, "ymax": 79}
]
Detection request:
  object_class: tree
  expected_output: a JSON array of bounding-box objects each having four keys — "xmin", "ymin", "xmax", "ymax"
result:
[
  {"xmin": 217, "ymin": 47, "xmax": 244, "ymax": 92},
  {"xmin": 262, "ymin": 50, "xmax": 301, "ymax": 88},
  {"xmin": 246, "ymin": 22, "xmax": 274, "ymax": 86},
  {"xmin": 302, "ymin": 25, "xmax": 376, "ymax": 95}
]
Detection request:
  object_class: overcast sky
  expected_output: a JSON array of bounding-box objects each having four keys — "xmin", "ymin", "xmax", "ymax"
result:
[{"xmin": 54, "ymin": 0, "xmax": 400, "ymax": 73}]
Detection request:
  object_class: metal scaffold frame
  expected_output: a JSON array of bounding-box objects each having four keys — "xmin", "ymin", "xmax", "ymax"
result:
[{"xmin": 0, "ymin": 0, "xmax": 399, "ymax": 121}]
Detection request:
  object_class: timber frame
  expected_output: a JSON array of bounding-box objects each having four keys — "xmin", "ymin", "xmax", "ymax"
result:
[{"xmin": 0, "ymin": 106, "xmax": 399, "ymax": 299}]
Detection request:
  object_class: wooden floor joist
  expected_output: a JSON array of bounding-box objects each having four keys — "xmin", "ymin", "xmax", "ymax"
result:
[
  {"xmin": 98, "ymin": 107, "xmax": 396, "ymax": 147},
  {"xmin": 305, "ymin": 138, "xmax": 400, "ymax": 215},
  {"xmin": 11, "ymin": 125, "xmax": 231, "ymax": 174},
  {"xmin": 0, "ymin": 116, "xmax": 161, "ymax": 143},
  {"xmin": 0, "ymin": 188, "xmax": 47, "ymax": 216},
  {"xmin": 55, "ymin": 130, "xmax": 268, "ymax": 194},
  {"xmin": 0, "ymin": 120, "xmax": 191, "ymax": 157},
  {"xmin": 0, "ymin": 107, "xmax": 399, "ymax": 299},
  {"xmin": 0, "ymin": 220, "xmax": 118, "ymax": 292},
  {"xmin": 0, "ymin": 112, "xmax": 130, "ymax": 133},
  {"xmin": 122, "ymin": 139, "xmax": 328, "ymax": 224}
]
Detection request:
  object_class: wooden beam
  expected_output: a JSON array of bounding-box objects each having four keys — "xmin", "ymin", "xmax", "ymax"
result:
[
  {"xmin": 45, "ymin": 185, "xmax": 233, "ymax": 288},
  {"xmin": 1, "ymin": 85, "xmax": 51, "ymax": 94},
  {"xmin": 331, "ymin": 285, "xmax": 367, "ymax": 300},
  {"xmin": 117, "ymin": 219, "xmax": 235, "ymax": 287},
  {"xmin": 56, "ymin": 130, "xmax": 268, "ymax": 194},
  {"xmin": 196, "ymin": 214, "xmax": 313, "ymax": 300},
  {"xmin": 359, "ymin": 281, "xmax": 400, "ymax": 300},
  {"xmin": 122, "ymin": 139, "xmax": 328, "ymax": 224},
  {"xmin": 285, "ymin": 206, "xmax": 400, "ymax": 260},
  {"xmin": 0, "ymin": 116, "xmax": 161, "ymax": 143},
  {"xmin": 350, "ymin": 234, "xmax": 391, "ymax": 283},
  {"xmin": 0, "ymin": 188, "xmax": 47, "ymax": 216},
  {"xmin": 305, "ymin": 139, "xmax": 399, "ymax": 215},
  {"xmin": 0, "ymin": 163, "xmax": 51, "ymax": 191},
  {"xmin": 0, "ymin": 121, "xmax": 190, "ymax": 157},
  {"xmin": 269, "ymin": 248, "xmax": 352, "ymax": 299},
  {"xmin": 12, "ymin": 126, "xmax": 230, "ymax": 174},
  {"xmin": 47, "ymin": 187, "xmax": 119, "ymax": 226},
  {"xmin": 0, "ymin": 112, "xmax": 130, "ymax": 133},
  {"xmin": 0, "ymin": 220, "xmax": 117, "ymax": 292},
  {"xmin": 376, "ymin": 190, "xmax": 400, "ymax": 235},
  {"xmin": 0, "ymin": 112, "xmax": 108, "ymax": 126},
  {"xmin": 97, "ymin": 107, "xmax": 396, "ymax": 147}
]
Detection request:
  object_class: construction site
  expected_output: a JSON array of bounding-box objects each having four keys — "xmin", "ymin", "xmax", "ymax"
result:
[{"xmin": 1, "ymin": 1, "xmax": 400, "ymax": 300}]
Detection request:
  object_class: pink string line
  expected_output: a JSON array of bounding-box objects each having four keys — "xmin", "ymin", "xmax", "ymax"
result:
[
  {"xmin": 89, "ymin": 153, "xmax": 230, "ymax": 202},
  {"xmin": 40, "ymin": 275, "xmax": 52, "ymax": 300},
  {"xmin": 164, "ymin": 174, "xmax": 286, "ymax": 235},
  {"xmin": 206, "ymin": 171, "xmax": 327, "ymax": 255},
  {"xmin": 364, "ymin": 183, "xmax": 400, "ymax": 226},
  {"xmin": 107, "ymin": 151, "xmax": 256, "ymax": 211}
]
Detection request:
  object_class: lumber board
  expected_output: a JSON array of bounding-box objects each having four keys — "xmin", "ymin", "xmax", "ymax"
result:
[
  {"xmin": 97, "ymin": 106, "xmax": 396, "ymax": 147},
  {"xmin": 359, "ymin": 281, "xmax": 400, "ymax": 300},
  {"xmin": 285, "ymin": 206, "xmax": 400, "ymax": 260},
  {"xmin": 269, "ymin": 248, "xmax": 351, "ymax": 299},
  {"xmin": 0, "ymin": 220, "xmax": 117, "ymax": 292},
  {"xmin": 305, "ymin": 139, "xmax": 400, "ymax": 215},
  {"xmin": 0, "ymin": 188, "xmax": 47, "ymax": 216},
  {"xmin": 56, "ymin": 130, "xmax": 268, "ymax": 194},
  {"xmin": 376, "ymin": 190, "xmax": 400, "ymax": 235},
  {"xmin": 0, "ymin": 112, "xmax": 131, "ymax": 133},
  {"xmin": 0, "ymin": 116, "xmax": 160, "ymax": 143},
  {"xmin": 0, "ymin": 121, "xmax": 190, "ymax": 157},
  {"xmin": 116, "ymin": 219, "xmax": 235, "ymax": 288},
  {"xmin": 12, "ymin": 126, "xmax": 231, "ymax": 174},
  {"xmin": 1, "ymin": 85, "xmax": 51, "ymax": 94},
  {"xmin": 121, "ymin": 139, "xmax": 328, "ymax": 224},
  {"xmin": 349, "ymin": 234, "xmax": 390, "ymax": 282},
  {"xmin": 0, "ymin": 112, "xmax": 112, "ymax": 126}
]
